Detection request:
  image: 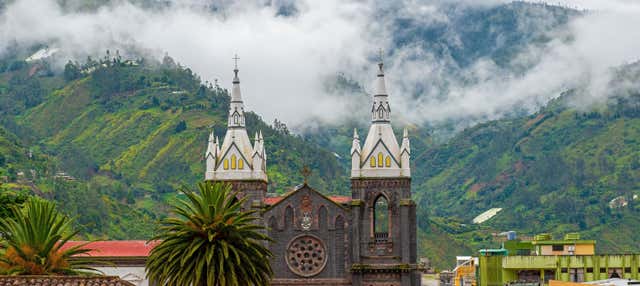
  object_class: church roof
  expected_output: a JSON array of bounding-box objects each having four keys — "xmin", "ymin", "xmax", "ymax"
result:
[
  {"xmin": 60, "ymin": 240, "xmax": 159, "ymax": 257},
  {"xmin": 264, "ymin": 195, "xmax": 350, "ymax": 205}
]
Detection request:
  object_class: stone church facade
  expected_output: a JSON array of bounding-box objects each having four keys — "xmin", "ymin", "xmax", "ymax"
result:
[{"xmin": 204, "ymin": 60, "xmax": 421, "ymax": 286}]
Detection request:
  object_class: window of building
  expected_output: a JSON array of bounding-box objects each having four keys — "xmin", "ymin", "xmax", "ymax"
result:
[
  {"xmin": 600, "ymin": 268, "xmax": 606, "ymax": 273},
  {"xmin": 373, "ymin": 195, "xmax": 389, "ymax": 242},
  {"xmin": 544, "ymin": 270, "xmax": 556, "ymax": 282},
  {"xmin": 625, "ymin": 267, "xmax": 632, "ymax": 274},
  {"xmin": 561, "ymin": 268, "xmax": 568, "ymax": 273},
  {"xmin": 370, "ymin": 156, "xmax": 376, "ymax": 167},
  {"xmin": 609, "ymin": 268, "xmax": 622, "ymax": 279},
  {"xmin": 570, "ymin": 268, "xmax": 584, "ymax": 282},
  {"xmin": 385, "ymin": 156, "xmax": 391, "ymax": 167},
  {"xmin": 586, "ymin": 268, "xmax": 594, "ymax": 273},
  {"xmin": 238, "ymin": 159, "xmax": 244, "ymax": 169},
  {"xmin": 223, "ymin": 159, "xmax": 229, "ymax": 170},
  {"xmin": 552, "ymin": 245, "xmax": 564, "ymax": 251},
  {"xmin": 377, "ymin": 153, "xmax": 383, "ymax": 167},
  {"xmin": 231, "ymin": 155, "xmax": 237, "ymax": 169}
]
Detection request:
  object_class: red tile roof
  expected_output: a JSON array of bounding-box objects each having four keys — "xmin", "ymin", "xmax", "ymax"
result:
[
  {"xmin": 61, "ymin": 240, "xmax": 159, "ymax": 257},
  {"xmin": 264, "ymin": 195, "xmax": 351, "ymax": 205}
]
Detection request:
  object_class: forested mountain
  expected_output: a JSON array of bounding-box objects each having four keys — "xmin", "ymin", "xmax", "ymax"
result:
[
  {"xmin": 0, "ymin": 0, "xmax": 639, "ymax": 270},
  {"xmin": 0, "ymin": 53, "xmax": 347, "ymax": 239}
]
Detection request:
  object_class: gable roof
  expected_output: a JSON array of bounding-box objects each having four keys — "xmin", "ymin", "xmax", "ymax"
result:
[{"xmin": 263, "ymin": 184, "xmax": 351, "ymax": 211}]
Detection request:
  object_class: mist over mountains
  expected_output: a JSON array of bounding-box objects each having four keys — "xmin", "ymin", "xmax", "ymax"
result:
[{"xmin": 2, "ymin": 0, "xmax": 640, "ymax": 129}]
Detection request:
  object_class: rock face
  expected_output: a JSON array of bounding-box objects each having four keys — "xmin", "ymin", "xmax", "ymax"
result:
[{"xmin": 0, "ymin": 276, "xmax": 135, "ymax": 286}]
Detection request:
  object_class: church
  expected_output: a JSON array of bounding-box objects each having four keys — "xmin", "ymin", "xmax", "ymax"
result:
[{"xmin": 204, "ymin": 59, "xmax": 421, "ymax": 286}]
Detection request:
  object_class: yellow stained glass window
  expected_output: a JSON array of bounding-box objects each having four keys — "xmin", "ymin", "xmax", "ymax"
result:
[
  {"xmin": 377, "ymin": 153, "xmax": 383, "ymax": 167},
  {"xmin": 231, "ymin": 155, "xmax": 237, "ymax": 169},
  {"xmin": 370, "ymin": 156, "xmax": 376, "ymax": 167},
  {"xmin": 238, "ymin": 159, "xmax": 244, "ymax": 169},
  {"xmin": 223, "ymin": 159, "xmax": 229, "ymax": 170},
  {"xmin": 385, "ymin": 156, "xmax": 391, "ymax": 167}
]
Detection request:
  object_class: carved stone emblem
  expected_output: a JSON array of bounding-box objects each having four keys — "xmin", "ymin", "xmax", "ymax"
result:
[{"xmin": 301, "ymin": 212, "xmax": 312, "ymax": 231}]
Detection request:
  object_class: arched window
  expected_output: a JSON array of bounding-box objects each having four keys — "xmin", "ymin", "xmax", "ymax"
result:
[
  {"xmin": 223, "ymin": 159, "xmax": 229, "ymax": 170},
  {"xmin": 318, "ymin": 206, "xmax": 327, "ymax": 230},
  {"xmin": 269, "ymin": 216, "xmax": 277, "ymax": 232},
  {"xmin": 284, "ymin": 206, "xmax": 293, "ymax": 230},
  {"xmin": 373, "ymin": 195, "xmax": 389, "ymax": 241},
  {"xmin": 377, "ymin": 153, "xmax": 384, "ymax": 167},
  {"xmin": 231, "ymin": 155, "xmax": 237, "ymax": 169},
  {"xmin": 378, "ymin": 107, "xmax": 384, "ymax": 119},
  {"xmin": 370, "ymin": 156, "xmax": 376, "ymax": 167},
  {"xmin": 233, "ymin": 114, "xmax": 239, "ymax": 124},
  {"xmin": 238, "ymin": 159, "xmax": 244, "ymax": 169},
  {"xmin": 385, "ymin": 156, "xmax": 391, "ymax": 167}
]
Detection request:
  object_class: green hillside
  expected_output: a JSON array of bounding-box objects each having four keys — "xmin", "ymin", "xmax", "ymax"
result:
[{"xmin": 0, "ymin": 54, "xmax": 347, "ymax": 239}]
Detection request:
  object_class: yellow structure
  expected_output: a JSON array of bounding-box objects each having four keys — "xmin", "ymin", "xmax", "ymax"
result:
[{"xmin": 532, "ymin": 233, "xmax": 595, "ymax": 256}]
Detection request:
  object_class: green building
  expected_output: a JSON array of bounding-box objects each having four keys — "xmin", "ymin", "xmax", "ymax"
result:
[{"xmin": 478, "ymin": 234, "xmax": 639, "ymax": 286}]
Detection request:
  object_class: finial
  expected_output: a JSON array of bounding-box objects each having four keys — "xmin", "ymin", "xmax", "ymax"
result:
[
  {"xmin": 232, "ymin": 54, "xmax": 240, "ymax": 81},
  {"xmin": 301, "ymin": 165, "xmax": 312, "ymax": 184},
  {"xmin": 209, "ymin": 129, "xmax": 215, "ymax": 141},
  {"xmin": 377, "ymin": 48, "xmax": 384, "ymax": 74},
  {"xmin": 403, "ymin": 127, "xmax": 408, "ymax": 138},
  {"xmin": 353, "ymin": 128, "xmax": 359, "ymax": 139}
]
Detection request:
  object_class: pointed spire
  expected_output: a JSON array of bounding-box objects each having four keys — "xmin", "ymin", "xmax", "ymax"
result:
[
  {"xmin": 351, "ymin": 128, "xmax": 361, "ymax": 155},
  {"xmin": 206, "ymin": 129, "xmax": 215, "ymax": 156},
  {"xmin": 228, "ymin": 55, "xmax": 245, "ymax": 128},
  {"xmin": 401, "ymin": 128, "xmax": 411, "ymax": 155},
  {"xmin": 372, "ymin": 54, "xmax": 390, "ymax": 123}
]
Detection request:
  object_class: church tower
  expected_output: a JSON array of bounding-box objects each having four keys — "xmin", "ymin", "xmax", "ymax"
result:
[
  {"xmin": 350, "ymin": 60, "xmax": 420, "ymax": 286},
  {"xmin": 205, "ymin": 58, "xmax": 267, "ymax": 211}
]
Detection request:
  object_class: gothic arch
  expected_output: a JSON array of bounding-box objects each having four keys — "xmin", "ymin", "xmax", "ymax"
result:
[
  {"xmin": 284, "ymin": 205, "xmax": 294, "ymax": 230},
  {"xmin": 318, "ymin": 205, "xmax": 327, "ymax": 230},
  {"xmin": 335, "ymin": 215, "xmax": 345, "ymax": 230},
  {"xmin": 373, "ymin": 194, "xmax": 390, "ymax": 241},
  {"xmin": 268, "ymin": 215, "xmax": 277, "ymax": 231}
]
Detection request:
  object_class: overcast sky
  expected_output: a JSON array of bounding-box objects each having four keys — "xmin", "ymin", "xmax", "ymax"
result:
[{"xmin": 1, "ymin": 0, "xmax": 639, "ymax": 130}]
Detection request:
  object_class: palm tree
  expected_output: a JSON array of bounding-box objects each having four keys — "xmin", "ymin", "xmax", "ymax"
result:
[
  {"xmin": 0, "ymin": 198, "xmax": 97, "ymax": 275},
  {"xmin": 146, "ymin": 182, "xmax": 273, "ymax": 286}
]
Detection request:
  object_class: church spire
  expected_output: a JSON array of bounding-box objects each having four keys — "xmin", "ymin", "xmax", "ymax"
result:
[
  {"xmin": 352, "ymin": 58, "xmax": 409, "ymax": 179},
  {"xmin": 228, "ymin": 54, "xmax": 245, "ymax": 128},
  {"xmin": 372, "ymin": 57, "xmax": 390, "ymax": 123},
  {"xmin": 204, "ymin": 56, "xmax": 267, "ymax": 182}
]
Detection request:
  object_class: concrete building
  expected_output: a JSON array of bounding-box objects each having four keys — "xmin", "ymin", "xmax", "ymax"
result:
[{"xmin": 478, "ymin": 234, "xmax": 637, "ymax": 286}]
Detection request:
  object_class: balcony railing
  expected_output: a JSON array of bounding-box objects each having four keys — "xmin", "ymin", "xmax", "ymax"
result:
[{"xmin": 374, "ymin": 232, "xmax": 389, "ymax": 243}]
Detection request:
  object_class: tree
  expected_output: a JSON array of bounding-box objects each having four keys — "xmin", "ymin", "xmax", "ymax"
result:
[
  {"xmin": 63, "ymin": 61, "xmax": 81, "ymax": 82},
  {"xmin": 146, "ymin": 182, "xmax": 273, "ymax": 286},
  {"xmin": 0, "ymin": 198, "xmax": 97, "ymax": 275}
]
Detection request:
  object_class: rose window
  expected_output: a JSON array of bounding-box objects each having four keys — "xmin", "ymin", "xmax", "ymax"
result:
[{"xmin": 286, "ymin": 235, "xmax": 327, "ymax": 277}]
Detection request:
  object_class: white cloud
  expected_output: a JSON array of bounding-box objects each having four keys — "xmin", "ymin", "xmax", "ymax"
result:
[{"xmin": 1, "ymin": 0, "xmax": 640, "ymax": 130}]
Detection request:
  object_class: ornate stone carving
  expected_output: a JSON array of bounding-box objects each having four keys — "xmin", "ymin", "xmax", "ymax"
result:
[
  {"xmin": 285, "ymin": 235, "xmax": 327, "ymax": 277},
  {"xmin": 351, "ymin": 178, "xmax": 411, "ymax": 189}
]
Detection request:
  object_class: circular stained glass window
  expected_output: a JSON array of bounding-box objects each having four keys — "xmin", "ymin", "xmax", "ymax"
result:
[{"xmin": 285, "ymin": 235, "xmax": 327, "ymax": 277}]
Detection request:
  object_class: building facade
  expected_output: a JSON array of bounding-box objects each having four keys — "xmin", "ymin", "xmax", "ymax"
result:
[
  {"xmin": 204, "ymin": 61, "xmax": 421, "ymax": 286},
  {"xmin": 478, "ymin": 234, "xmax": 637, "ymax": 286}
]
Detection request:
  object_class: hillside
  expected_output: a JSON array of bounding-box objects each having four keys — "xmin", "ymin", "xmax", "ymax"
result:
[
  {"xmin": 0, "ymin": 54, "xmax": 348, "ymax": 239},
  {"xmin": 413, "ymin": 62, "xmax": 640, "ymax": 268}
]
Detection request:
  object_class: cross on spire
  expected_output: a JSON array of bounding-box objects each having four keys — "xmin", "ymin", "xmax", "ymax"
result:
[
  {"xmin": 378, "ymin": 48, "xmax": 384, "ymax": 63},
  {"xmin": 301, "ymin": 165, "xmax": 312, "ymax": 184},
  {"xmin": 233, "ymin": 54, "xmax": 240, "ymax": 69}
]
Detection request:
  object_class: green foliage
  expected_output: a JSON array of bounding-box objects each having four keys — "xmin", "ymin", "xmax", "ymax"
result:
[
  {"xmin": 0, "ymin": 198, "xmax": 98, "ymax": 275},
  {"xmin": 146, "ymin": 182, "xmax": 273, "ymax": 286}
]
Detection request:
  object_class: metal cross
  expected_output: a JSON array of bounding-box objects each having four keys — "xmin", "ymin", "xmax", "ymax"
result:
[
  {"xmin": 301, "ymin": 165, "xmax": 312, "ymax": 184},
  {"xmin": 233, "ymin": 54, "xmax": 240, "ymax": 69},
  {"xmin": 378, "ymin": 48, "xmax": 384, "ymax": 63}
]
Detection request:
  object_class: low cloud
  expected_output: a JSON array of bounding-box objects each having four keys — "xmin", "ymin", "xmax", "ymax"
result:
[{"xmin": 1, "ymin": 0, "xmax": 639, "ymax": 130}]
